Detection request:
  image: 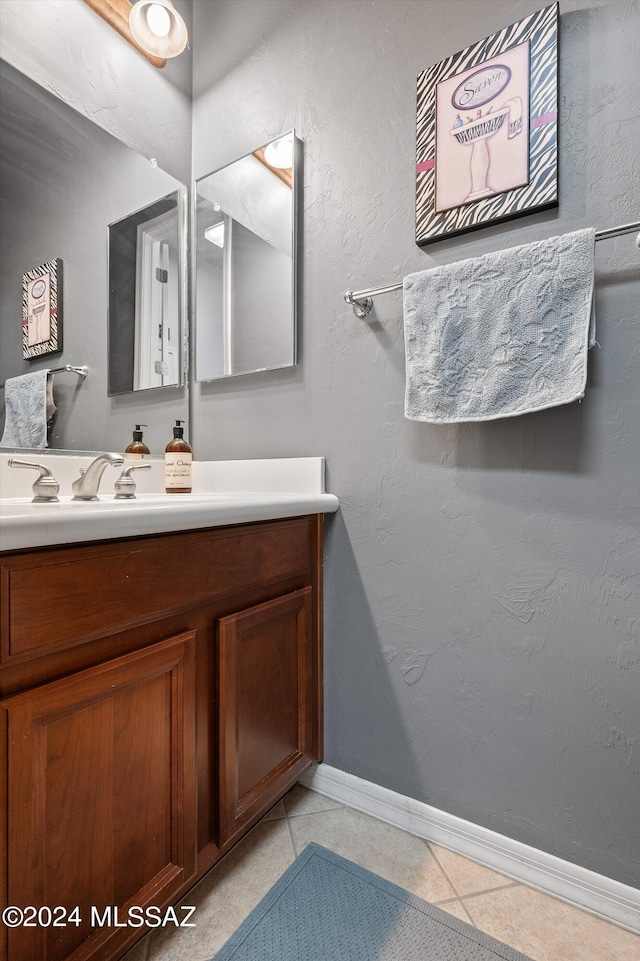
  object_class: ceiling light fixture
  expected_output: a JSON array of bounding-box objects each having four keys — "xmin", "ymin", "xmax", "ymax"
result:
[
  {"xmin": 129, "ymin": 0, "xmax": 188, "ymax": 59},
  {"xmin": 264, "ymin": 136, "xmax": 294, "ymax": 170},
  {"xmin": 81, "ymin": 0, "xmax": 188, "ymax": 68}
]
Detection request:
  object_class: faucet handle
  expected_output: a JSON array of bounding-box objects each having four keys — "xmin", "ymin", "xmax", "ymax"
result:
[
  {"xmin": 114, "ymin": 462, "xmax": 152, "ymax": 499},
  {"xmin": 8, "ymin": 458, "xmax": 60, "ymax": 503}
]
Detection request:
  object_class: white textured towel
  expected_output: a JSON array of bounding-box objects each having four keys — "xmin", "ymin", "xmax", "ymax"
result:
[
  {"xmin": 1, "ymin": 369, "xmax": 55, "ymax": 448},
  {"xmin": 403, "ymin": 228, "xmax": 596, "ymax": 423}
]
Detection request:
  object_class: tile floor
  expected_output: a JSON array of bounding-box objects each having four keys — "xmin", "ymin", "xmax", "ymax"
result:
[{"xmin": 125, "ymin": 785, "xmax": 639, "ymax": 961}]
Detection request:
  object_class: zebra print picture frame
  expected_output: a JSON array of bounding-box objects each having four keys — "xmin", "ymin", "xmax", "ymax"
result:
[
  {"xmin": 416, "ymin": 3, "xmax": 558, "ymax": 246},
  {"xmin": 22, "ymin": 259, "xmax": 63, "ymax": 359}
]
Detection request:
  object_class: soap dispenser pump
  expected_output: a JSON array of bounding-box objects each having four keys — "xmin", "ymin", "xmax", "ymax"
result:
[
  {"xmin": 165, "ymin": 420, "xmax": 192, "ymax": 493},
  {"xmin": 125, "ymin": 424, "xmax": 150, "ymax": 459}
]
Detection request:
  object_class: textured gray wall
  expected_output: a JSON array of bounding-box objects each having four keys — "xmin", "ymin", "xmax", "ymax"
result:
[
  {"xmin": 0, "ymin": 0, "xmax": 192, "ymax": 182},
  {"xmin": 192, "ymin": 0, "xmax": 640, "ymax": 887}
]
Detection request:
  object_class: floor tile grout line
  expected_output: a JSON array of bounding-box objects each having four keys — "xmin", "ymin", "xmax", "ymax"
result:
[
  {"xmin": 458, "ymin": 899, "xmax": 478, "ymax": 927},
  {"xmin": 422, "ymin": 837, "xmax": 482, "ymax": 929},
  {"xmin": 430, "ymin": 896, "xmax": 478, "ymax": 927},
  {"xmin": 458, "ymin": 880, "xmax": 523, "ymax": 901},
  {"xmin": 424, "ymin": 838, "xmax": 466, "ymax": 902},
  {"xmin": 432, "ymin": 894, "xmax": 471, "ymax": 906},
  {"xmin": 423, "ymin": 840, "xmax": 524, "ymax": 925},
  {"xmin": 285, "ymin": 810, "xmax": 299, "ymax": 857},
  {"xmin": 283, "ymin": 804, "xmax": 344, "ymax": 819},
  {"xmin": 459, "ymin": 895, "xmax": 480, "ymax": 928},
  {"xmin": 425, "ymin": 838, "xmax": 522, "ymax": 897}
]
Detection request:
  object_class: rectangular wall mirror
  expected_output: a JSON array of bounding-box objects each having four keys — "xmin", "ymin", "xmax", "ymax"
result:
[
  {"xmin": 0, "ymin": 59, "xmax": 188, "ymax": 453},
  {"xmin": 194, "ymin": 130, "xmax": 300, "ymax": 382}
]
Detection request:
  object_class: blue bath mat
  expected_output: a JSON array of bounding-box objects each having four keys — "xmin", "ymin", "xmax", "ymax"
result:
[{"xmin": 213, "ymin": 842, "xmax": 533, "ymax": 960}]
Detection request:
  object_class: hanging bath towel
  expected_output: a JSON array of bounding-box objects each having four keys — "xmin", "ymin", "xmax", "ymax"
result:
[
  {"xmin": 1, "ymin": 369, "xmax": 55, "ymax": 448},
  {"xmin": 403, "ymin": 228, "xmax": 596, "ymax": 423}
]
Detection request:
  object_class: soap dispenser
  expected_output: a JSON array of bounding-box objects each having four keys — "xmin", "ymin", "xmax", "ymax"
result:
[
  {"xmin": 125, "ymin": 425, "xmax": 150, "ymax": 459},
  {"xmin": 165, "ymin": 420, "xmax": 192, "ymax": 493}
]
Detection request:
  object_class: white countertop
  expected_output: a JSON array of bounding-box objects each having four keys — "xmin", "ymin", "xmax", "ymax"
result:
[{"xmin": 0, "ymin": 456, "xmax": 339, "ymax": 552}]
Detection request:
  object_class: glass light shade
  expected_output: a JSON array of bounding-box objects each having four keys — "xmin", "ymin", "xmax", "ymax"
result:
[
  {"xmin": 264, "ymin": 136, "xmax": 294, "ymax": 169},
  {"xmin": 146, "ymin": 4, "xmax": 171, "ymax": 36},
  {"xmin": 129, "ymin": 0, "xmax": 188, "ymax": 59}
]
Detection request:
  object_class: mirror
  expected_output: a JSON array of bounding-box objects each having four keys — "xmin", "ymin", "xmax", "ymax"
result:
[
  {"xmin": 0, "ymin": 59, "xmax": 188, "ymax": 452},
  {"xmin": 108, "ymin": 190, "xmax": 186, "ymax": 394},
  {"xmin": 195, "ymin": 131, "xmax": 300, "ymax": 381}
]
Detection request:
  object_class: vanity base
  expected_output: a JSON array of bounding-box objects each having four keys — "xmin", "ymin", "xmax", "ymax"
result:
[{"xmin": 0, "ymin": 515, "xmax": 324, "ymax": 961}]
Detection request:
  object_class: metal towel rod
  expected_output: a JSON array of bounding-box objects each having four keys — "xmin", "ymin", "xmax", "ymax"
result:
[
  {"xmin": 344, "ymin": 221, "xmax": 640, "ymax": 318},
  {"xmin": 49, "ymin": 364, "xmax": 88, "ymax": 378},
  {"xmin": 0, "ymin": 364, "xmax": 88, "ymax": 389}
]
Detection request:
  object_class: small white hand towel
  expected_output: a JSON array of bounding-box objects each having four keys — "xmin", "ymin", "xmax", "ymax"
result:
[
  {"xmin": 403, "ymin": 228, "xmax": 596, "ymax": 423},
  {"xmin": 1, "ymin": 369, "xmax": 56, "ymax": 448}
]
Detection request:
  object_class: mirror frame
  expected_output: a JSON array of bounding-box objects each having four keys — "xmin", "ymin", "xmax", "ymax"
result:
[{"xmin": 193, "ymin": 129, "xmax": 301, "ymax": 383}]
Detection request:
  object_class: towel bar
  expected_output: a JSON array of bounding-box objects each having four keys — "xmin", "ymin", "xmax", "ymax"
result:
[
  {"xmin": 344, "ymin": 221, "xmax": 640, "ymax": 318},
  {"xmin": 49, "ymin": 365, "xmax": 89, "ymax": 378},
  {"xmin": 0, "ymin": 364, "xmax": 88, "ymax": 389}
]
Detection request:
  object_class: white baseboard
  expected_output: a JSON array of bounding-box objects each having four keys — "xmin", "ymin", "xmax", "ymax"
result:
[{"xmin": 300, "ymin": 764, "xmax": 640, "ymax": 935}]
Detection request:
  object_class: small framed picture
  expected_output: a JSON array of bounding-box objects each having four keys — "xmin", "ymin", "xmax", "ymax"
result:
[
  {"xmin": 22, "ymin": 258, "xmax": 63, "ymax": 359},
  {"xmin": 416, "ymin": 3, "xmax": 559, "ymax": 245}
]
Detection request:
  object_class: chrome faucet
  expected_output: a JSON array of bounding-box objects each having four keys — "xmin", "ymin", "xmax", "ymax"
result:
[{"xmin": 72, "ymin": 452, "xmax": 124, "ymax": 501}]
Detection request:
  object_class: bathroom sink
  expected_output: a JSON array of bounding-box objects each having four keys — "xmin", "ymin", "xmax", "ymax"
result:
[{"xmin": 0, "ymin": 457, "xmax": 339, "ymax": 551}]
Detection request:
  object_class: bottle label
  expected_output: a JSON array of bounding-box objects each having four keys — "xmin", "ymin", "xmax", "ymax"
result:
[
  {"xmin": 165, "ymin": 452, "xmax": 192, "ymax": 489},
  {"xmin": 125, "ymin": 452, "xmax": 146, "ymax": 460}
]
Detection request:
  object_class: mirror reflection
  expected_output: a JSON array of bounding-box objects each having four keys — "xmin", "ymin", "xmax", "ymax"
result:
[
  {"xmin": 0, "ymin": 59, "xmax": 188, "ymax": 453},
  {"xmin": 108, "ymin": 190, "xmax": 185, "ymax": 394},
  {"xmin": 195, "ymin": 131, "xmax": 300, "ymax": 381}
]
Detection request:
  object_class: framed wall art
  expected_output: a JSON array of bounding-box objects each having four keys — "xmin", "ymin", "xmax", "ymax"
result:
[
  {"xmin": 416, "ymin": 3, "xmax": 559, "ymax": 246},
  {"xmin": 22, "ymin": 258, "xmax": 63, "ymax": 359}
]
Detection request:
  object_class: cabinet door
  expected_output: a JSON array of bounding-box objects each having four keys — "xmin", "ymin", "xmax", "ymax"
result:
[
  {"xmin": 1, "ymin": 631, "xmax": 197, "ymax": 961},
  {"xmin": 218, "ymin": 588, "xmax": 314, "ymax": 841}
]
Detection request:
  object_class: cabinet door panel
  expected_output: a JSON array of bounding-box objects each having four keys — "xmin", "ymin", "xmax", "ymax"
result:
[
  {"xmin": 219, "ymin": 588, "xmax": 313, "ymax": 840},
  {"xmin": 1, "ymin": 631, "xmax": 196, "ymax": 961}
]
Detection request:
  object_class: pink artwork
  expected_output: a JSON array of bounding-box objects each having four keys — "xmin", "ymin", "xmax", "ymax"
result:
[
  {"xmin": 26, "ymin": 272, "xmax": 52, "ymax": 347},
  {"xmin": 435, "ymin": 41, "xmax": 530, "ymax": 214},
  {"xmin": 22, "ymin": 259, "xmax": 62, "ymax": 359}
]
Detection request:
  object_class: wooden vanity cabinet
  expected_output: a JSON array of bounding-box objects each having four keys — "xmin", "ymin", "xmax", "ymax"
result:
[{"xmin": 0, "ymin": 515, "xmax": 324, "ymax": 961}]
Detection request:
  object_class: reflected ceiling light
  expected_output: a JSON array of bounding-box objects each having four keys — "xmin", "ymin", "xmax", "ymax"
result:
[
  {"xmin": 264, "ymin": 137, "xmax": 293, "ymax": 170},
  {"xmin": 204, "ymin": 222, "xmax": 225, "ymax": 247},
  {"xmin": 129, "ymin": 0, "xmax": 188, "ymax": 59},
  {"xmin": 81, "ymin": 0, "xmax": 187, "ymax": 67}
]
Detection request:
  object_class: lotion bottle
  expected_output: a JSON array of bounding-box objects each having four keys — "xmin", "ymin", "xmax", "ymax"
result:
[
  {"xmin": 125, "ymin": 424, "xmax": 150, "ymax": 459},
  {"xmin": 165, "ymin": 420, "xmax": 192, "ymax": 493}
]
